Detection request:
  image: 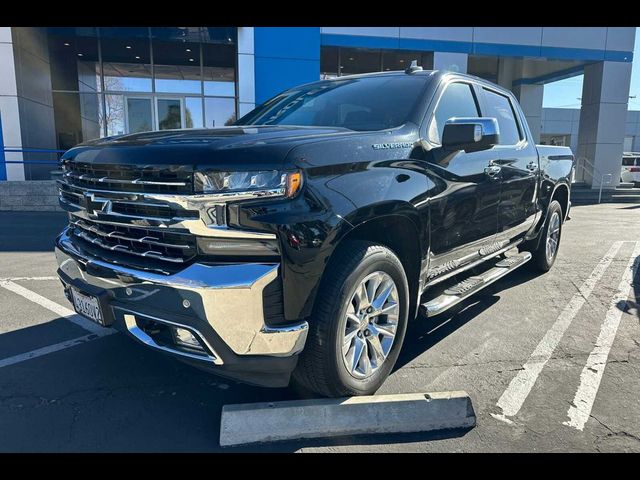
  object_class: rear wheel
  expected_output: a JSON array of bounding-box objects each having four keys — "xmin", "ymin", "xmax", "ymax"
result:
[
  {"xmin": 292, "ymin": 241, "xmax": 409, "ymax": 397},
  {"xmin": 526, "ymin": 200, "xmax": 563, "ymax": 272}
]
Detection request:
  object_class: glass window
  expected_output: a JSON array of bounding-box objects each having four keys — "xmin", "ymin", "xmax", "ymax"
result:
[
  {"xmin": 339, "ymin": 48, "xmax": 381, "ymax": 76},
  {"xmin": 482, "ymin": 88, "xmax": 522, "ymax": 145},
  {"xmin": 237, "ymin": 75, "xmax": 429, "ymax": 131},
  {"xmin": 320, "ymin": 47, "xmax": 339, "ymax": 79},
  {"xmin": 125, "ymin": 98, "xmax": 153, "ymax": 133},
  {"xmin": 203, "ymin": 43, "xmax": 236, "ymax": 96},
  {"xmin": 205, "ymin": 97, "xmax": 236, "ymax": 128},
  {"xmin": 52, "ymin": 92, "xmax": 103, "ymax": 150},
  {"xmin": 157, "ymin": 99, "xmax": 184, "ymax": 130},
  {"xmin": 100, "ymin": 28, "xmax": 152, "ymax": 92},
  {"xmin": 153, "ymin": 39, "xmax": 202, "ymax": 94},
  {"xmin": 185, "ymin": 97, "xmax": 204, "ymax": 128},
  {"xmin": 429, "ymin": 82, "xmax": 479, "ymax": 144},
  {"xmin": 47, "ymin": 28, "xmax": 100, "ymax": 92},
  {"xmin": 104, "ymin": 94, "xmax": 126, "ymax": 137},
  {"xmin": 382, "ymin": 51, "xmax": 432, "ymax": 71}
]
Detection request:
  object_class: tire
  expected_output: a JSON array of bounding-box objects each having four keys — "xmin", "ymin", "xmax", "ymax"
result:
[
  {"xmin": 527, "ymin": 200, "xmax": 563, "ymax": 272},
  {"xmin": 292, "ymin": 240, "xmax": 409, "ymax": 397}
]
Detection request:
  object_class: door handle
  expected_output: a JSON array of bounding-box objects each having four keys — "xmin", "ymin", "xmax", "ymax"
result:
[{"xmin": 484, "ymin": 165, "xmax": 502, "ymax": 178}]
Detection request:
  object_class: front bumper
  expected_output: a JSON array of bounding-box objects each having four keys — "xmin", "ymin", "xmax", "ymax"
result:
[{"xmin": 55, "ymin": 228, "xmax": 308, "ymax": 387}]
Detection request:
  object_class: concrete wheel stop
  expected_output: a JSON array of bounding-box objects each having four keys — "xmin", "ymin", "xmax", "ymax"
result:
[{"xmin": 219, "ymin": 391, "xmax": 476, "ymax": 447}]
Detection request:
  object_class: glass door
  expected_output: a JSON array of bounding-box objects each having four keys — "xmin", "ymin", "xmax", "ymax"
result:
[
  {"xmin": 155, "ymin": 98, "xmax": 184, "ymax": 130},
  {"xmin": 124, "ymin": 97, "xmax": 153, "ymax": 134}
]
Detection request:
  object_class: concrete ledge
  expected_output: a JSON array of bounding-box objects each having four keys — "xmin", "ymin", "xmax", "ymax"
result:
[
  {"xmin": 219, "ymin": 391, "xmax": 475, "ymax": 447},
  {"xmin": 0, "ymin": 181, "xmax": 62, "ymax": 211}
]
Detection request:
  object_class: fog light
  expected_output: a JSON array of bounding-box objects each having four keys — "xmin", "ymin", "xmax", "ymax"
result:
[{"xmin": 171, "ymin": 327, "xmax": 203, "ymax": 351}]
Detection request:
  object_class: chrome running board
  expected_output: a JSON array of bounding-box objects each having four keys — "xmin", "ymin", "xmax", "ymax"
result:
[{"xmin": 420, "ymin": 251, "xmax": 532, "ymax": 317}]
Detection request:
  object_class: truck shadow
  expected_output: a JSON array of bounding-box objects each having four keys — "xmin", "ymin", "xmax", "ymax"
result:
[{"xmin": 395, "ymin": 266, "xmax": 540, "ymax": 371}]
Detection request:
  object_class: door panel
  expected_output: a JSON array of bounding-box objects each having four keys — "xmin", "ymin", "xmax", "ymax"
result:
[
  {"xmin": 156, "ymin": 98, "xmax": 184, "ymax": 130},
  {"xmin": 125, "ymin": 97, "xmax": 153, "ymax": 133},
  {"xmin": 420, "ymin": 81, "xmax": 501, "ymax": 270},
  {"xmin": 479, "ymin": 87, "xmax": 538, "ymax": 245}
]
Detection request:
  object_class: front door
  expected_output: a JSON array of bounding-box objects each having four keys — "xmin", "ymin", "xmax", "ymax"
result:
[
  {"xmin": 125, "ymin": 97, "xmax": 153, "ymax": 134},
  {"xmin": 156, "ymin": 98, "xmax": 185, "ymax": 130},
  {"xmin": 422, "ymin": 81, "xmax": 502, "ymax": 270}
]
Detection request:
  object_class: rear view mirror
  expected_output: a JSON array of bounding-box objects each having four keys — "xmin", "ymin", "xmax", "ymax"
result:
[{"xmin": 442, "ymin": 117, "xmax": 499, "ymax": 153}]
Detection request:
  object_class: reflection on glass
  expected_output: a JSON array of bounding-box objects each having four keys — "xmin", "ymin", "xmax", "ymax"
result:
[
  {"xmin": 126, "ymin": 98, "xmax": 153, "ymax": 133},
  {"xmin": 153, "ymin": 39, "xmax": 202, "ymax": 94},
  {"xmin": 157, "ymin": 99, "xmax": 183, "ymax": 130},
  {"xmin": 203, "ymin": 71, "xmax": 235, "ymax": 96},
  {"xmin": 104, "ymin": 94, "xmax": 125, "ymax": 136},
  {"xmin": 101, "ymin": 32, "xmax": 152, "ymax": 92},
  {"xmin": 47, "ymin": 28, "xmax": 100, "ymax": 91},
  {"xmin": 185, "ymin": 97, "xmax": 204, "ymax": 128},
  {"xmin": 381, "ymin": 51, "xmax": 431, "ymax": 71},
  {"xmin": 203, "ymin": 43, "xmax": 235, "ymax": 97},
  {"xmin": 204, "ymin": 97, "xmax": 236, "ymax": 128},
  {"xmin": 52, "ymin": 92, "xmax": 103, "ymax": 150}
]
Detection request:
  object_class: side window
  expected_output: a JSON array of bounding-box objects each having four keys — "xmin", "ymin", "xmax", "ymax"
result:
[
  {"xmin": 429, "ymin": 82, "xmax": 479, "ymax": 144},
  {"xmin": 622, "ymin": 157, "xmax": 635, "ymax": 166},
  {"xmin": 482, "ymin": 88, "xmax": 522, "ymax": 145}
]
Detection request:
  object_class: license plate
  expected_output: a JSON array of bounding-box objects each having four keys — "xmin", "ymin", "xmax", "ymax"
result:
[{"xmin": 71, "ymin": 288, "xmax": 104, "ymax": 325}]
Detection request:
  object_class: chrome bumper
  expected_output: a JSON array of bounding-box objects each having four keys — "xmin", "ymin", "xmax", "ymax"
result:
[{"xmin": 55, "ymin": 228, "xmax": 308, "ymax": 362}]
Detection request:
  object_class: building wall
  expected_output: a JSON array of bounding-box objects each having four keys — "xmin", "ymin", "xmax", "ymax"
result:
[
  {"xmin": 542, "ymin": 107, "xmax": 640, "ymax": 153},
  {"xmin": 0, "ymin": 27, "xmax": 24, "ymax": 180}
]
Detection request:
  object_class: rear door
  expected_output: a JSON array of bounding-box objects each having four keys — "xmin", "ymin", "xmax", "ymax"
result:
[{"xmin": 479, "ymin": 87, "xmax": 539, "ymax": 246}]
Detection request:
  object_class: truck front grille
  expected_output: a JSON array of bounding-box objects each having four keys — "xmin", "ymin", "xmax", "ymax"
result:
[
  {"xmin": 61, "ymin": 160, "xmax": 193, "ymax": 194},
  {"xmin": 69, "ymin": 216, "xmax": 196, "ymax": 265}
]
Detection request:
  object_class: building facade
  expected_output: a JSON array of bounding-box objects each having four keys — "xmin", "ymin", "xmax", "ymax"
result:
[
  {"xmin": 0, "ymin": 26, "xmax": 636, "ymax": 188},
  {"xmin": 541, "ymin": 107, "xmax": 640, "ymax": 155}
]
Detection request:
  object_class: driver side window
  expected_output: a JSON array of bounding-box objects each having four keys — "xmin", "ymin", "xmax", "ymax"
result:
[{"xmin": 429, "ymin": 82, "xmax": 480, "ymax": 144}]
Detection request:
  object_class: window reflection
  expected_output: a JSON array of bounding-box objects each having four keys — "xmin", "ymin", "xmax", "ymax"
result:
[
  {"xmin": 205, "ymin": 97, "xmax": 236, "ymax": 128},
  {"xmin": 203, "ymin": 43, "xmax": 235, "ymax": 96},
  {"xmin": 52, "ymin": 92, "xmax": 103, "ymax": 149},
  {"xmin": 47, "ymin": 26, "xmax": 237, "ymax": 146},
  {"xmin": 153, "ymin": 40, "xmax": 202, "ymax": 94},
  {"xmin": 101, "ymin": 28, "xmax": 152, "ymax": 92},
  {"xmin": 185, "ymin": 97, "xmax": 204, "ymax": 128}
]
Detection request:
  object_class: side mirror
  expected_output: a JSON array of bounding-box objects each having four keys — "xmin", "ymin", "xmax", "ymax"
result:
[{"xmin": 442, "ymin": 117, "xmax": 499, "ymax": 153}]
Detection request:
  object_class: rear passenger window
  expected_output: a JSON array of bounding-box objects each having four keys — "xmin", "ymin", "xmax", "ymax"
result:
[
  {"xmin": 483, "ymin": 88, "xmax": 522, "ymax": 145},
  {"xmin": 429, "ymin": 82, "xmax": 479, "ymax": 144}
]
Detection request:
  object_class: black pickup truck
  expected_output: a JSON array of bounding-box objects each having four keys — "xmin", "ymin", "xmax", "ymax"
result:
[{"xmin": 55, "ymin": 67, "xmax": 574, "ymax": 397}]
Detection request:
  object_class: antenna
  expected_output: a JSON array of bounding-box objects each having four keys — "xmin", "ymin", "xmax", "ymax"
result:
[{"xmin": 405, "ymin": 60, "xmax": 423, "ymax": 74}]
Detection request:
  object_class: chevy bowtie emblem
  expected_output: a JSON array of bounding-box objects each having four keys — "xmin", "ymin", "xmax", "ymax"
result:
[{"xmin": 83, "ymin": 193, "xmax": 110, "ymax": 217}]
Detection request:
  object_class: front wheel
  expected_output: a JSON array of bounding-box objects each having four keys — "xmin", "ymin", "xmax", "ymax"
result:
[
  {"xmin": 526, "ymin": 200, "xmax": 563, "ymax": 272},
  {"xmin": 292, "ymin": 241, "xmax": 409, "ymax": 397}
]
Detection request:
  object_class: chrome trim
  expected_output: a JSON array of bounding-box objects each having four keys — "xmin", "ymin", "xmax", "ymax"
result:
[
  {"xmin": 58, "ymin": 179, "xmax": 278, "ymax": 239},
  {"xmin": 56, "ymin": 229, "xmax": 308, "ymax": 357},
  {"xmin": 64, "ymin": 171, "xmax": 188, "ymax": 187},
  {"xmin": 425, "ymin": 239, "xmax": 523, "ymax": 289},
  {"xmin": 70, "ymin": 218, "xmax": 192, "ymax": 250},
  {"xmin": 121, "ymin": 310, "xmax": 223, "ymax": 364}
]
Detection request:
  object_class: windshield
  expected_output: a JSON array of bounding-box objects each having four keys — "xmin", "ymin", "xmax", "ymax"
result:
[{"xmin": 236, "ymin": 75, "xmax": 430, "ymax": 131}]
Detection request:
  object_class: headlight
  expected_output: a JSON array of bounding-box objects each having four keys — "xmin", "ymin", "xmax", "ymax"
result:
[{"xmin": 194, "ymin": 169, "xmax": 303, "ymax": 198}]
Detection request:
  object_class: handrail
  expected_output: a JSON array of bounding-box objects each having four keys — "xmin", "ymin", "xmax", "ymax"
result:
[{"xmin": 574, "ymin": 155, "xmax": 615, "ymax": 204}]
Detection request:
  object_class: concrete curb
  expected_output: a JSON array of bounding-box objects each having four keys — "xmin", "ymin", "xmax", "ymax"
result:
[{"xmin": 219, "ymin": 391, "xmax": 475, "ymax": 447}]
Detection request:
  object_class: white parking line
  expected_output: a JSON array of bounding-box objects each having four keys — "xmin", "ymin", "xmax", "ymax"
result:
[
  {"xmin": 0, "ymin": 334, "xmax": 98, "ymax": 368},
  {"xmin": 0, "ymin": 276, "xmax": 58, "ymax": 281},
  {"xmin": 493, "ymin": 241, "xmax": 624, "ymax": 422},
  {"xmin": 0, "ymin": 280, "xmax": 113, "ymax": 337},
  {"xmin": 563, "ymin": 241, "xmax": 640, "ymax": 431}
]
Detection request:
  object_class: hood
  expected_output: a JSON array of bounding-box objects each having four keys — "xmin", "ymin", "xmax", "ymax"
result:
[{"xmin": 62, "ymin": 125, "xmax": 379, "ymax": 171}]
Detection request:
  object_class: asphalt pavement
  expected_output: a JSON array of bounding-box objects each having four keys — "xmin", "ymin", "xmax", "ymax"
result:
[{"xmin": 0, "ymin": 204, "xmax": 639, "ymax": 452}]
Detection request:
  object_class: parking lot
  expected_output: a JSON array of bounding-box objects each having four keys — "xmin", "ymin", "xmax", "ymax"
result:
[{"xmin": 0, "ymin": 203, "xmax": 639, "ymax": 452}]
